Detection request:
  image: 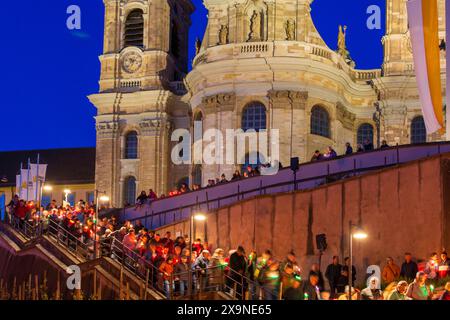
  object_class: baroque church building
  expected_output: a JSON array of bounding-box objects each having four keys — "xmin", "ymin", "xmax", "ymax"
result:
[{"xmin": 89, "ymin": 0, "xmax": 447, "ymax": 208}]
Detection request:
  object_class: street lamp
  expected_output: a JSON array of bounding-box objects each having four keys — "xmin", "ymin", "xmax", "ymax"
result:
[
  {"xmin": 348, "ymin": 221, "xmax": 367, "ymax": 300},
  {"xmin": 187, "ymin": 211, "xmax": 207, "ymax": 296},
  {"xmin": 93, "ymin": 190, "xmax": 109, "ymax": 259}
]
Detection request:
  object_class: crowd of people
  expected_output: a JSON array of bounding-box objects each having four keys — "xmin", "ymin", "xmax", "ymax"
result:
[
  {"xmin": 4, "ymin": 197, "xmax": 450, "ymax": 300},
  {"xmin": 323, "ymin": 252, "xmax": 450, "ymax": 300},
  {"xmin": 311, "ymin": 139, "xmax": 390, "ymax": 162},
  {"xmin": 133, "ymin": 165, "xmax": 265, "ymax": 208}
]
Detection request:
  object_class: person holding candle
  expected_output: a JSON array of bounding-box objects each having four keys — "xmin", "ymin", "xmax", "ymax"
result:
[
  {"xmin": 262, "ymin": 260, "xmax": 281, "ymax": 300},
  {"xmin": 424, "ymin": 252, "xmax": 439, "ymax": 280},
  {"xmin": 299, "ymin": 273, "xmax": 320, "ymax": 300},
  {"xmin": 406, "ymin": 271, "xmax": 433, "ymax": 300}
]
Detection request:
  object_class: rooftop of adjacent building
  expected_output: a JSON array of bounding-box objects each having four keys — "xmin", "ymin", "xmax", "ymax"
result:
[{"xmin": 0, "ymin": 147, "xmax": 96, "ymax": 187}]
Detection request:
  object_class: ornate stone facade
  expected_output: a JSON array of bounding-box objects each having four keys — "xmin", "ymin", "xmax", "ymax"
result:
[
  {"xmin": 89, "ymin": 0, "xmax": 194, "ymax": 207},
  {"xmin": 90, "ymin": 0, "xmax": 447, "ymax": 207}
]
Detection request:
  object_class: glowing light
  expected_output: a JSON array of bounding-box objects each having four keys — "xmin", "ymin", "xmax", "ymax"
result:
[
  {"xmin": 43, "ymin": 185, "xmax": 53, "ymax": 192},
  {"xmin": 352, "ymin": 226, "xmax": 368, "ymax": 240},
  {"xmin": 193, "ymin": 213, "xmax": 207, "ymax": 221},
  {"xmin": 99, "ymin": 195, "xmax": 110, "ymax": 202},
  {"xmin": 353, "ymin": 231, "xmax": 368, "ymax": 239},
  {"xmin": 267, "ymin": 271, "xmax": 279, "ymax": 279},
  {"xmin": 64, "ymin": 189, "xmax": 71, "ymax": 194}
]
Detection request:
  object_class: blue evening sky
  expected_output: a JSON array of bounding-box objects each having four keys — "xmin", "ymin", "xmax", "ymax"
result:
[{"xmin": 0, "ymin": 0, "xmax": 385, "ymax": 152}]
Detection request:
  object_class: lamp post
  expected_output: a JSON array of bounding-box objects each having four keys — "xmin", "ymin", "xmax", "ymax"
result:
[
  {"xmin": 348, "ymin": 220, "xmax": 367, "ymax": 300},
  {"xmin": 187, "ymin": 211, "xmax": 207, "ymax": 296},
  {"xmin": 94, "ymin": 190, "xmax": 109, "ymax": 259}
]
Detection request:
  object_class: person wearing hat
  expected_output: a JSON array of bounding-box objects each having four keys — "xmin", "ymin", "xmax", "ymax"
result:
[
  {"xmin": 406, "ymin": 271, "xmax": 433, "ymax": 300},
  {"xmin": 388, "ymin": 281, "xmax": 410, "ymax": 300}
]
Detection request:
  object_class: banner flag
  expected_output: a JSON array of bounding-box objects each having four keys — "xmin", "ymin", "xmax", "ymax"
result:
[
  {"xmin": 407, "ymin": 0, "xmax": 445, "ymax": 135},
  {"xmin": 18, "ymin": 164, "xmax": 47, "ymax": 201}
]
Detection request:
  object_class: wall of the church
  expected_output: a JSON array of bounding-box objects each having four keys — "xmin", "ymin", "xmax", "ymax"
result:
[
  {"xmin": 90, "ymin": 0, "xmax": 448, "ymax": 208},
  {"xmin": 156, "ymin": 153, "xmax": 450, "ymax": 287}
]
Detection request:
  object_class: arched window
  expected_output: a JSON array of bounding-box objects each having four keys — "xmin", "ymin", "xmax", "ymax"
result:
[
  {"xmin": 124, "ymin": 177, "xmax": 137, "ymax": 206},
  {"xmin": 357, "ymin": 123, "xmax": 374, "ymax": 146},
  {"xmin": 310, "ymin": 106, "xmax": 330, "ymax": 138},
  {"xmin": 192, "ymin": 165, "xmax": 202, "ymax": 187},
  {"xmin": 124, "ymin": 9, "xmax": 144, "ymax": 48},
  {"xmin": 125, "ymin": 131, "xmax": 138, "ymax": 159},
  {"xmin": 411, "ymin": 116, "xmax": 427, "ymax": 144},
  {"xmin": 194, "ymin": 111, "xmax": 203, "ymax": 122},
  {"xmin": 242, "ymin": 102, "xmax": 267, "ymax": 132},
  {"xmin": 177, "ymin": 177, "xmax": 189, "ymax": 189},
  {"xmin": 193, "ymin": 111, "xmax": 204, "ymax": 142},
  {"xmin": 170, "ymin": 22, "xmax": 180, "ymax": 60}
]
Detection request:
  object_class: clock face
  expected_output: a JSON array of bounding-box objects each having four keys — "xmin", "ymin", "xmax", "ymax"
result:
[{"xmin": 122, "ymin": 52, "xmax": 142, "ymax": 73}]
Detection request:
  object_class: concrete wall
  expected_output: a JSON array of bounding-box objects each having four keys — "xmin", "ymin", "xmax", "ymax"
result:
[{"xmin": 157, "ymin": 154, "xmax": 450, "ymax": 286}]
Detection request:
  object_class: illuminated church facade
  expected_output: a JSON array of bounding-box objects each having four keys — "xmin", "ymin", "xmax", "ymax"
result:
[{"xmin": 89, "ymin": 0, "xmax": 447, "ymax": 208}]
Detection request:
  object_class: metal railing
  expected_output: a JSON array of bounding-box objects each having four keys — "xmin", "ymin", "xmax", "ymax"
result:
[
  {"xmin": 3, "ymin": 214, "xmax": 283, "ymax": 300},
  {"xmin": 8, "ymin": 214, "xmax": 43, "ymax": 240},
  {"xmin": 46, "ymin": 219, "xmax": 92, "ymax": 260}
]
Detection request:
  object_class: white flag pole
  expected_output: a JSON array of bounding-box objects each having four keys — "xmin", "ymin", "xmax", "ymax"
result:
[
  {"xmin": 35, "ymin": 154, "xmax": 40, "ymax": 210},
  {"xmin": 19, "ymin": 162, "xmax": 23, "ymax": 199},
  {"xmin": 26, "ymin": 158, "xmax": 31, "ymax": 202}
]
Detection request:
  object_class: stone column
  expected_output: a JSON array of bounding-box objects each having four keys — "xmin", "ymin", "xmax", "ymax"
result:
[
  {"xmin": 290, "ymin": 91, "xmax": 309, "ymax": 163},
  {"xmin": 201, "ymin": 95, "xmax": 220, "ymax": 185},
  {"xmin": 138, "ymin": 117, "xmax": 171, "ymax": 196},
  {"xmin": 95, "ymin": 120, "xmax": 120, "ymax": 207},
  {"xmin": 268, "ymin": 90, "xmax": 308, "ymax": 165},
  {"xmin": 216, "ymin": 93, "xmax": 237, "ymax": 180}
]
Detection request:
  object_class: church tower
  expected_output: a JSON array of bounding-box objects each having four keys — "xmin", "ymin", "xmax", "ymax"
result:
[
  {"xmin": 89, "ymin": 0, "xmax": 194, "ymax": 207},
  {"xmin": 375, "ymin": 0, "xmax": 446, "ymax": 145}
]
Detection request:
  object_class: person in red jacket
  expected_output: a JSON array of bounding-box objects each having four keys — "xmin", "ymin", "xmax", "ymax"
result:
[{"xmin": 15, "ymin": 200, "xmax": 28, "ymax": 220}]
